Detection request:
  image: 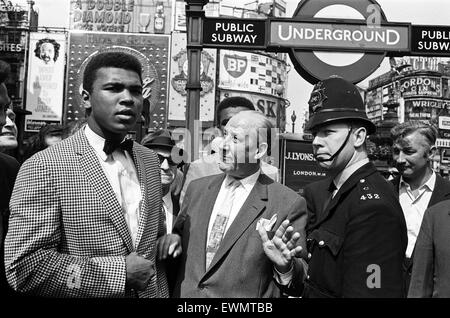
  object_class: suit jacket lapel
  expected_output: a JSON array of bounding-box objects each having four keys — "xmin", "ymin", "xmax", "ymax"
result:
[
  {"xmin": 203, "ymin": 174, "xmax": 268, "ymax": 277},
  {"xmin": 429, "ymin": 175, "xmax": 450, "ymax": 207},
  {"xmin": 391, "ymin": 176, "xmax": 400, "ymax": 194},
  {"xmin": 133, "ymin": 145, "xmax": 150, "ymax": 248},
  {"xmin": 74, "ymin": 130, "xmax": 134, "ymax": 252}
]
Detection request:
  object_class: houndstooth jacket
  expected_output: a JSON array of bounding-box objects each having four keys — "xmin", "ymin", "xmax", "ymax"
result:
[{"xmin": 4, "ymin": 129, "xmax": 169, "ymax": 298}]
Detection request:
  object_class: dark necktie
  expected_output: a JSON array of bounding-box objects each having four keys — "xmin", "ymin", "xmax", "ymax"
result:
[
  {"xmin": 103, "ymin": 138, "xmax": 133, "ymax": 155},
  {"xmin": 322, "ymin": 181, "xmax": 337, "ymax": 213}
]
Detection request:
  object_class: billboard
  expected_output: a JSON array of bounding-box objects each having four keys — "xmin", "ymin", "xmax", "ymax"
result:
[
  {"xmin": 218, "ymin": 49, "xmax": 287, "ymax": 98},
  {"xmin": 366, "ymin": 87, "xmax": 383, "ymax": 123},
  {"xmin": 219, "ymin": 90, "xmax": 285, "ymax": 130},
  {"xmin": 25, "ymin": 32, "xmax": 66, "ymax": 132},
  {"xmin": 397, "ymin": 75, "xmax": 442, "ymax": 98},
  {"xmin": 404, "ymin": 99, "xmax": 443, "ymax": 120},
  {"xmin": 69, "ymin": 0, "xmax": 172, "ymax": 34},
  {"xmin": 66, "ymin": 31, "xmax": 170, "ymax": 129},
  {"xmin": 168, "ymin": 32, "xmax": 216, "ymax": 123}
]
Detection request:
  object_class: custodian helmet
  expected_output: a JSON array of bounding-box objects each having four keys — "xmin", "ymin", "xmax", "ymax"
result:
[{"xmin": 305, "ymin": 76, "xmax": 376, "ymax": 134}]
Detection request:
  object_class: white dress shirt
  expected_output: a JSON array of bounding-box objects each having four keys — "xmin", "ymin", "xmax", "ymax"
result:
[
  {"xmin": 206, "ymin": 170, "xmax": 261, "ymax": 248},
  {"xmin": 162, "ymin": 192, "xmax": 174, "ymax": 234},
  {"xmin": 84, "ymin": 125, "xmax": 142, "ymax": 248},
  {"xmin": 399, "ymin": 172, "xmax": 436, "ymax": 258}
]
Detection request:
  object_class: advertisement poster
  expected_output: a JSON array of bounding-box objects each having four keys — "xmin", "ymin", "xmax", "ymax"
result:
[
  {"xmin": 398, "ymin": 75, "xmax": 442, "ymax": 98},
  {"xmin": 66, "ymin": 31, "xmax": 169, "ymax": 129},
  {"xmin": 366, "ymin": 87, "xmax": 383, "ymax": 124},
  {"xmin": 168, "ymin": 32, "xmax": 216, "ymax": 123},
  {"xmin": 218, "ymin": 49, "xmax": 287, "ymax": 98},
  {"xmin": 404, "ymin": 99, "xmax": 443, "ymax": 120},
  {"xmin": 25, "ymin": 32, "xmax": 66, "ymax": 132},
  {"xmin": 282, "ymin": 138, "xmax": 327, "ymax": 194},
  {"xmin": 69, "ymin": 0, "xmax": 172, "ymax": 34},
  {"xmin": 219, "ymin": 90, "xmax": 285, "ymax": 130}
]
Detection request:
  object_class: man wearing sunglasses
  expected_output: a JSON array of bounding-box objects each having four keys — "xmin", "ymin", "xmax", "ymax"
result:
[
  {"xmin": 142, "ymin": 129, "xmax": 184, "ymax": 235},
  {"xmin": 142, "ymin": 129, "xmax": 184, "ymax": 296}
]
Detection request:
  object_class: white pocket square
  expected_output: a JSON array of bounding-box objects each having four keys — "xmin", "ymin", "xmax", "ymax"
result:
[{"xmin": 256, "ymin": 214, "xmax": 277, "ymax": 232}]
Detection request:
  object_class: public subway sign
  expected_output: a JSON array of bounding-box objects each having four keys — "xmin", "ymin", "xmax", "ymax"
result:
[
  {"xmin": 269, "ymin": 19, "xmax": 410, "ymax": 52},
  {"xmin": 411, "ymin": 26, "xmax": 450, "ymax": 55},
  {"xmin": 202, "ymin": 18, "xmax": 266, "ymax": 49}
]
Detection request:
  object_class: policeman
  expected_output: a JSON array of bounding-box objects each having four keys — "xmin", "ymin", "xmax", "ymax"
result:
[{"xmin": 260, "ymin": 76, "xmax": 407, "ymax": 298}]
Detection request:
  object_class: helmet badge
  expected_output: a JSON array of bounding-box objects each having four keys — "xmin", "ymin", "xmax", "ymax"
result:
[{"xmin": 308, "ymin": 81, "xmax": 328, "ymax": 113}]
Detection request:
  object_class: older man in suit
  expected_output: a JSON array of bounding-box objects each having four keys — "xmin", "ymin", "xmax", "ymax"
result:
[
  {"xmin": 179, "ymin": 96, "xmax": 279, "ymax": 205},
  {"xmin": 159, "ymin": 110, "xmax": 307, "ymax": 298},
  {"xmin": 4, "ymin": 52, "xmax": 168, "ymax": 297},
  {"xmin": 390, "ymin": 121, "xmax": 450, "ymax": 293}
]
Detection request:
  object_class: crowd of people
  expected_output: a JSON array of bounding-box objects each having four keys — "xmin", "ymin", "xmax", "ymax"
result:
[{"xmin": 1, "ymin": 52, "xmax": 450, "ymax": 298}]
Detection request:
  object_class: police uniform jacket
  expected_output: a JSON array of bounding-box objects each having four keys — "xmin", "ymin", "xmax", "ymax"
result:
[{"xmin": 301, "ymin": 162, "xmax": 407, "ymax": 298}]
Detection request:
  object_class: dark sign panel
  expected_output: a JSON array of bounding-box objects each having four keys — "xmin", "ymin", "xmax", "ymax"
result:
[
  {"xmin": 203, "ymin": 17, "xmax": 267, "ymax": 49},
  {"xmin": 270, "ymin": 20, "xmax": 410, "ymax": 52},
  {"xmin": 411, "ymin": 25, "xmax": 450, "ymax": 55},
  {"xmin": 404, "ymin": 99, "xmax": 444, "ymax": 120},
  {"xmin": 282, "ymin": 138, "xmax": 327, "ymax": 194}
]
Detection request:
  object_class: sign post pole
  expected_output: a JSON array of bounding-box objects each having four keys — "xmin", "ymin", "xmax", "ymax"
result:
[{"xmin": 185, "ymin": 0, "xmax": 208, "ymax": 161}]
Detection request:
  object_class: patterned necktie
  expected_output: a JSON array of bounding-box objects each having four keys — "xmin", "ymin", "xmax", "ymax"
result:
[{"xmin": 205, "ymin": 178, "xmax": 241, "ymax": 269}]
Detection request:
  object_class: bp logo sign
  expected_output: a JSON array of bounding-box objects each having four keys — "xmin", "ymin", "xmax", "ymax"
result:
[{"xmin": 223, "ymin": 54, "xmax": 248, "ymax": 78}]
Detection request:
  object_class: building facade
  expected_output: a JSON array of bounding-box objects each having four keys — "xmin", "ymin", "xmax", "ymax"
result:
[{"xmin": 366, "ymin": 56, "xmax": 450, "ymax": 176}]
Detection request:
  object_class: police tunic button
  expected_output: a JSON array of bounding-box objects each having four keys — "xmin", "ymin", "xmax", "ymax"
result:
[
  {"xmin": 318, "ymin": 240, "xmax": 325, "ymax": 246},
  {"xmin": 360, "ymin": 179, "xmax": 365, "ymax": 183},
  {"xmin": 308, "ymin": 253, "xmax": 312, "ymax": 259}
]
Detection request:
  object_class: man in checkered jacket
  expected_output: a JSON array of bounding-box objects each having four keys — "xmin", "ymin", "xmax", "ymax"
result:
[{"xmin": 4, "ymin": 52, "xmax": 169, "ymax": 297}]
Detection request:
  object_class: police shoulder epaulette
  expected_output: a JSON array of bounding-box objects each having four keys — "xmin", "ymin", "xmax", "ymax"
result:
[{"xmin": 358, "ymin": 178, "xmax": 381, "ymax": 201}]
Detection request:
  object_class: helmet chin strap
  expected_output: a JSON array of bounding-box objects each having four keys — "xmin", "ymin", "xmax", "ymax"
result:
[{"xmin": 315, "ymin": 128, "xmax": 352, "ymax": 163}]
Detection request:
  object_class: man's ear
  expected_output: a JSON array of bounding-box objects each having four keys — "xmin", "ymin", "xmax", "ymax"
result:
[
  {"xmin": 81, "ymin": 89, "xmax": 91, "ymax": 110},
  {"xmin": 254, "ymin": 142, "xmax": 268, "ymax": 160},
  {"xmin": 428, "ymin": 145, "xmax": 437, "ymax": 161},
  {"xmin": 353, "ymin": 126, "xmax": 367, "ymax": 148}
]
